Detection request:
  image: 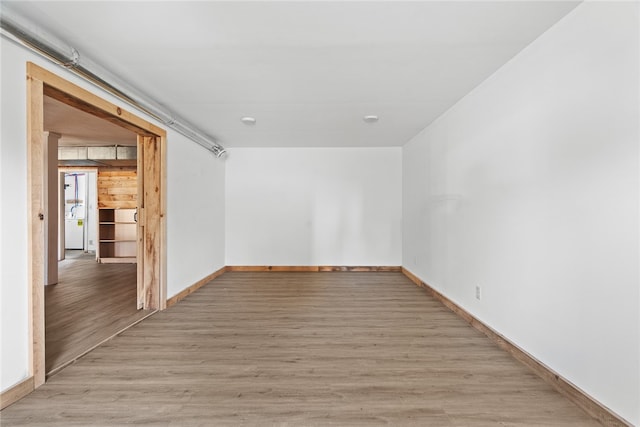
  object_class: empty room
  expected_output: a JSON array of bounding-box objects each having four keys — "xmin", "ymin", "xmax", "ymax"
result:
[{"xmin": 0, "ymin": 1, "xmax": 638, "ymax": 426}]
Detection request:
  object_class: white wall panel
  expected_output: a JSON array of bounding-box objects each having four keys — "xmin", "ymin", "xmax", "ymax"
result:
[
  {"xmin": 402, "ymin": 3, "xmax": 639, "ymax": 423},
  {"xmin": 226, "ymin": 148, "xmax": 402, "ymax": 266}
]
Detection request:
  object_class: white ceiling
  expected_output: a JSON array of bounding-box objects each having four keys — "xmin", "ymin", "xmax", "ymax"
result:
[
  {"xmin": 44, "ymin": 96, "xmax": 137, "ymax": 146},
  {"xmin": 10, "ymin": 1, "xmax": 580, "ymax": 148}
]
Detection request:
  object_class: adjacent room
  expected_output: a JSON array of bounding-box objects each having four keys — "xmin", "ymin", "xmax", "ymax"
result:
[
  {"xmin": 44, "ymin": 96, "xmax": 153, "ymax": 375},
  {"xmin": 1, "ymin": 1, "xmax": 638, "ymax": 426}
]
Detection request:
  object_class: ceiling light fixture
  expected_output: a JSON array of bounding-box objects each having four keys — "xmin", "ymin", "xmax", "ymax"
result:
[
  {"xmin": 241, "ymin": 116, "xmax": 256, "ymax": 125},
  {"xmin": 363, "ymin": 115, "xmax": 379, "ymax": 123}
]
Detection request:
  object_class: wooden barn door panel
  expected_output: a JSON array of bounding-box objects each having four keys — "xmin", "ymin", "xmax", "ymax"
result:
[{"xmin": 137, "ymin": 135, "xmax": 162, "ymax": 310}]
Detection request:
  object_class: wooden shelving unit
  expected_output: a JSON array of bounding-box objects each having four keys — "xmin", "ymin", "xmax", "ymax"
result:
[{"xmin": 98, "ymin": 208, "xmax": 136, "ymax": 263}]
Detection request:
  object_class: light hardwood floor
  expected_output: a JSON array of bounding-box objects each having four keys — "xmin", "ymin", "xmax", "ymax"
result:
[
  {"xmin": 4, "ymin": 272, "xmax": 599, "ymax": 426},
  {"xmin": 45, "ymin": 250, "xmax": 152, "ymax": 374}
]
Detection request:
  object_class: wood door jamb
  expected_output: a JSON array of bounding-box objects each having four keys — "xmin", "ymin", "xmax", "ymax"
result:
[{"xmin": 26, "ymin": 62, "xmax": 167, "ymax": 392}]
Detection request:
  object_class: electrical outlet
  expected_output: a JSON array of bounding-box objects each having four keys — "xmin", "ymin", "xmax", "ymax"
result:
[
  {"xmin": 89, "ymin": 239, "xmax": 93, "ymax": 245},
  {"xmin": 413, "ymin": 256, "xmax": 418, "ymax": 265},
  {"xmin": 475, "ymin": 285, "xmax": 481, "ymax": 300}
]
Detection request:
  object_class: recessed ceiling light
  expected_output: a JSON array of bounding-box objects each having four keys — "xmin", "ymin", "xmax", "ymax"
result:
[
  {"xmin": 363, "ymin": 115, "xmax": 379, "ymax": 123},
  {"xmin": 240, "ymin": 116, "xmax": 256, "ymax": 125}
]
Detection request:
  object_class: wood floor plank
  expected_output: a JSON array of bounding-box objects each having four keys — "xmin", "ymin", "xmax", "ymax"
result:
[
  {"xmin": 4, "ymin": 272, "xmax": 600, "ymax": 426},
  {"xmin": 45, "ymin": 251, "xmax": 152, "ymax": 374}
]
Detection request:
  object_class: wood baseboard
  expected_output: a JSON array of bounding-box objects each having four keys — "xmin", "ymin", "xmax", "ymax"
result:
[
  {"xmin": 226, "ymin": 265, "xmax": 402, "ymax": 272},
  {"xmin": 401, "ymin": 267, "xmax": 631, "ymax": 427},
  {"xmin": 1, "ymin": 377, "xmax": 34, "ymax": 410},
  {"xmin": 166, "ymin": 266, "xmax": 228, "ymax": 308},
  {"xmin": 318, "ymin": 266, "xmax": 401, "ymax": 272}
]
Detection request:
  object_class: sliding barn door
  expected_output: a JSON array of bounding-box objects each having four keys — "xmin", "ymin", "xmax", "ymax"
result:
[{"xmin": 137, "ymin": 135, "xmax": 163, "ymax": 310}]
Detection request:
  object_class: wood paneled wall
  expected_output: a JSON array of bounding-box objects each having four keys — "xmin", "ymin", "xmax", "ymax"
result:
[{"xmin": 97, "ymin": 168, "xmax": 137, "ymax": 209}]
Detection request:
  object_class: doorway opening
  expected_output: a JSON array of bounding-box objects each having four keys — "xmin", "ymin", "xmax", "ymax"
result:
[
  {"xmin": 27, "ymin": 62, "xmax": 167, "ymax": 387},
  {"xmin": 60, "ymin": 171, "xmax": 95, "ymax": 256},
  {"xmin": 45, "ymin": 164, "xmax": 151, "ymax": 375}
]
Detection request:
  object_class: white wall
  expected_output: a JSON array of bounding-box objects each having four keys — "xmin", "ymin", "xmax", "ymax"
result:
[
  {"xmin": 0, "ymin": 36, "xmax": 30, "ymax": 394},
  {"xmin": 166, "ymin": 130, "xmax": 225, "ymax": 298},
  {"xmin": 0, "ymin": 36, "xmax": 226, "ymax": 392},
  {"xmin": 402, "ymin": 2, "xmax": 639, "ymax": 424},
  {"xmin": 226, "ymin": 148, "xmax": 402, "ymax": 266}
]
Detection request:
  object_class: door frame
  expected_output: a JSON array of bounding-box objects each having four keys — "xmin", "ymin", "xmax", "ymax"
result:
[{"xmin": 27, "ymin": 62, "xmax": 167, "ymax": 388}]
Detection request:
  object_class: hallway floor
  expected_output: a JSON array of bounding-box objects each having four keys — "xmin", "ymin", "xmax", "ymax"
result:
[{"xmin": 45, "ymin": 250, "xmax": 152, "ymax": 374}]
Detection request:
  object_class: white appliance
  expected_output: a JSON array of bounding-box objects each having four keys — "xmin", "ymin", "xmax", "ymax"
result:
[
  {"xmin": 65, "ymin": 218, "xmax": 84, "ymax": 249},
  {"xmin": 64, "ymin": 173, "xmax": 87, "ymax": 251}
]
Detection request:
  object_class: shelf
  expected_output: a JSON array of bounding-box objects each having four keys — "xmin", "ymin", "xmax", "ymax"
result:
[
  {"xmin": 98, "ymin": 208, "xmax": 137, "ymax": 263},
  {"xmin": 99, "ymin": 256, "xmax": 136, "ymax": 264},
  {"xmin": 100, "ymin": 221, "xmax": 136, "ymax": 225}
]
